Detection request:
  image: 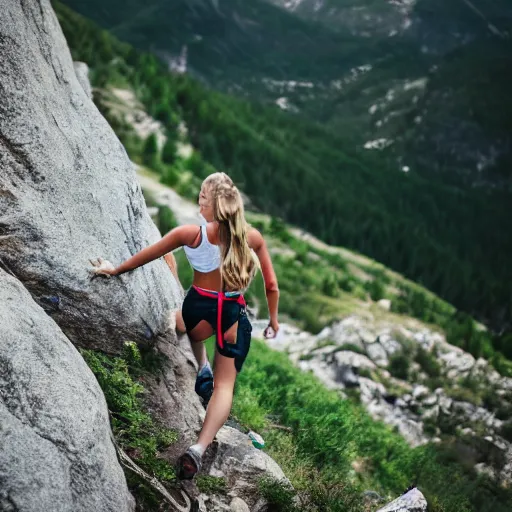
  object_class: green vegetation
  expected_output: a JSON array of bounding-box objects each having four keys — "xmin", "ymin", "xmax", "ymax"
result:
[
  {"xmin": 53, "ymin": 1, "xmax": 512, "ymax": 356},
  {"xmin": 142, "ymin": 133, "xmax": 160, "ymax": 170},
  {"xmin": 157, "ymin": 205, "xmax": 177, "ymax": 236},
  {"xmin": 59, "ymin": 0, "xmax": 377, "ymax": 84},
  {"xmin": 445, "ymin": 387, "xmax": 482, "ymax": 408},
  {"xmin": 500, "ymin": 423, "xmax": 512, "ymax": 444},
  {"xmin": 230, "ymin": 340, "xmax": 512, "ymax": 512},
  {"xmin": 149, "ymin": 185, "xmax": 512, "ymax": 377},
  {"xmin": 388, "ymin": 353, "xmax": 410, "ymax": 380},
  {"xmin": 59, "ymin": 0, "xmax": 512, "ymax": 191},
  {"xmin": 438, "ymin": 375, "xmax": 512, "ymax": 420},
  {"xmin": 254, "ymin": 218, "xmax": 512, "ymax": 375},
  {"xmin": 196, "ymin": 475, "xmax": 227, "ymax": 495},
  {"xmin": 414, "ymin": 347, "xmax": 441, "ymax": 379},
  {"xmin": 81, "ymin": 343, "xmax": 178, "ymax": 509},
  {"xmin": 314, "ymin": 339, "xmax": 338, "ymax": 350},
  {"xmin": 336, "ymin": 343, "xmax": 366, "ymax": 355}
]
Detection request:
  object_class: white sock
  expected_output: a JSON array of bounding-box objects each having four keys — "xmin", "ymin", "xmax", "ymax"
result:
[
  {"xmin": 198, "ymin": 361, "xmax": 212, "ymax": 375},
  {"xmin": 190, "ymin": 443, "xmax": 206, "ymax": 457}
]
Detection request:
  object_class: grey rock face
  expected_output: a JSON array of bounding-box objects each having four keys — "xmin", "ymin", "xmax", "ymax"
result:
[
  {"xmin": 0, "ymin": 269, "xmax": 134, "ymax": 512},
  {"xmin": 204, "ymin": 427, "xmax": 290, "ymax": 508},
  {"xmin": 376, "ymin": 488, "xmax": 427, "ymax": 512},
  {"xmin": 229, "ymin": 497, "xmax": 251, "ymax": 512},
  {"xmin": 0, "ymin": 0, "xmax": 181, "ymax": 353},
  {"xmin": 73, "ymin": 61, "xmax": 92, "ymax": 99}
]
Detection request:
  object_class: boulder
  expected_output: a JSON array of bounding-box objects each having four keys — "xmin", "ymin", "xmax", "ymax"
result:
[
  {"xmin": 439, "ymin": 349, "xmax": 475, "ymax": 376},
  {"xmin": 329, "ymin": 317, "xmax": 368, "ymax": 350},
  {"xmin": 377, "ymin": 299, "xmax": 392, "ymax": 311},
  {"xmin": 230, "ymin": 497, "xmax": 251, "ymax": 512},
  {"xmin": 0, "ymin": 0, "xmax": 182, "ymax": 353},
  {"xmin": 333, "ymin": 351, "xmax": 376, "ymax": 371},
  {"xmin": 203, "ymin": 427, "xmax": 289, "ymax": 509},
  {"xmin": 378, "ymin": 334, "xmax": 403, "ymax": 356},
  {"xmin": 0, "ymin": 269, "xmax": 134, "ymax": 512},
  {"xmin": 376, "ymin": 488, "xmax": 427, "ymax": 512},
  {"xmin": 366, "ymin": 342, "xmax": 389, "ymax": 366}
]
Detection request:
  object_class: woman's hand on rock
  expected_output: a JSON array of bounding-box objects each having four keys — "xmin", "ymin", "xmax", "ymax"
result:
[{"xmin": 89, "ymin": 258, "xmax": 118, "ymax": 278}]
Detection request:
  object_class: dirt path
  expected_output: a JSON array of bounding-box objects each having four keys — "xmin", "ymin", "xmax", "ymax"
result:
[{"xmin": 136, "ymin": 168, "xmax": 202, "ymax": 226}]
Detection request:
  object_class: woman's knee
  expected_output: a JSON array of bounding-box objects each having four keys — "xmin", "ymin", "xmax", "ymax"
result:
[{"xmin": 213, "ymin": 353, "xmax": 237, "ymax": 385}]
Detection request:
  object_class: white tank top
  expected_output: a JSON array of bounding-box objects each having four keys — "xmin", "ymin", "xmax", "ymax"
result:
[{"xmin": 183, "ymin": 224, "xmax": 221, "ymax": 273}]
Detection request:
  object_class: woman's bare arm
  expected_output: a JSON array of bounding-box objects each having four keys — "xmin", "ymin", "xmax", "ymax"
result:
[
  {"xmin": 164, "ymin": 252, "xmax": 179, "ymax": 279},
  {"xmin": 92, "ymin": 225, "xmax": 199, "ymax": 277},
  {"xmin": 163, "ymin": 251, "xmax": 184, "ymax": 293},
  {"xmin": 248, "ymin": 227, "xmax": 279, "ymax": 333}
]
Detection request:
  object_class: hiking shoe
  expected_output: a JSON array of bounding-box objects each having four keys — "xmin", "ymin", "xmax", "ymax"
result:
[
  {"xmin": 195, "ymin": 364, "xmax": 213, "ymax": 406},
  {"xmin": 176, "ymin": 446, "xmax": 202, "ymax": 480}
]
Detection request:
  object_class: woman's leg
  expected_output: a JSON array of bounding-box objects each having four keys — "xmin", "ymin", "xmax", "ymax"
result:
[
  {"xmin": 177, "ymin": 322, "xmax": 240, "ymax": 479},
  {"xmin": 176, "ymin": 309, "xmax": 208, "ymax": 369},
  {"xmin": 196, "ymin": 349, "xmax": 237, "ymax": 449},
  {"xmin": 195, "ymin": 320, "xmax": 239, "ymax": 449}
]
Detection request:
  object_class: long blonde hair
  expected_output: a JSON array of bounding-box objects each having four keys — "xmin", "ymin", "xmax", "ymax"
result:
[{"xmin": 203, "ymin": 172, "xmax": 256, "ymax": 291}]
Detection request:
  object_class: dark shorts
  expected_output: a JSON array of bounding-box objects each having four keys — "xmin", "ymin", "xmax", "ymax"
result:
[{"xmin": 182, "ymin": 287, "xmax": 252, "ymax": 372}]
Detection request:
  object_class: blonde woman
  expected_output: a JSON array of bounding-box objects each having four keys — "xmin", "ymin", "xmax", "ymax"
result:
[{"xmin": 91, "ymin": 172, "xmax": 279, "ymax": 479}]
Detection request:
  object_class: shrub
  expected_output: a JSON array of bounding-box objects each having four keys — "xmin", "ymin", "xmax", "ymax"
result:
[
  {"xmin": 270, "ymin": 216, "xmax": 292, "ymax": 243},
  {"xmin": 365, "ymin": 278, "xmax": 385, "ymax": 301},
  {"xmin": 321, "ymin": 275, "xmax": 338, "ymax": 297},
  {"xmin": 499, "ymin": 422, "xmax": 512, "ymax": 443},
  {"xmin": 388, "ymin": 353, "xmax": 410, "ymax": 380},
  {"xmin": 415, "ymin": 347, "xmax": 441, "ymax": 378},
  {"xmin": 338, "ymin": 275, "xmax": 355, "ymax": 292},
  {"xmin": 160, "ymin": 163, "xmax": 180, "ymax": 187},
  {"xmin": 142, "ymin": 133, "xmax": 160, "ymax": 170},
  {"xmin": 335, "ymin": 343, "xmax": 366, "ymax": 356},
  {"xmin": 157, "ymin": 205, "xmax": 177, "ymax": 235},
  {"xmin": 445, "ymin": 387, "xmax": 482, "ymax": 407},
  {"xmin": 259, "ymin": 478, "xmax": 297, "ymax": 512}
]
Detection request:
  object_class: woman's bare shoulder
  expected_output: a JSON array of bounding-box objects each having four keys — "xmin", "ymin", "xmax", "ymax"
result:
[
  {"xmin": 247, "ymin": 226, "xmax": 264, "ymax": 250},
  {"xmin": 205, "ymin": 221, "xmax": 220, "ymax": 245},
  {"xmin": 170, "ymin": 224, "xmax": 202, "ymax": 247}
]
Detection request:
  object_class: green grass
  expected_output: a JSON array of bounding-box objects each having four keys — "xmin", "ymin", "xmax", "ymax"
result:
[
  {"xmin": 230, "ymin": 340, "xmax": 512, "ymax": 512},
  {"xmin": 196, "ymin": 475, "xmax": 227, "ymax": 495}
]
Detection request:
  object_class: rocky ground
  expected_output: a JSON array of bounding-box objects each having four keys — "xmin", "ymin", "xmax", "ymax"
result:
[{"xmin": 251, "ymin": 314, "xmax": 512, "ymax": 488}]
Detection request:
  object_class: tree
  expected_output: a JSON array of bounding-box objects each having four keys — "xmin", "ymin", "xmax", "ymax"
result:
[
  {"xmin": 162, "ymin": 137, "xmax": 177, "ymax": 165},
  {"xmin": 142, "ymin": 133, "xmax": 160, "ymax": 170}
]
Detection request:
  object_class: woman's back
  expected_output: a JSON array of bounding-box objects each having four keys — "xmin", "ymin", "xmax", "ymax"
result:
[
  {"xmin": 184, "ymin": 223, "xmax": 223, "ymax": 292},
  {"xmin": 184, "ymin": 224, "xmax": 221, "ymax": 272}
]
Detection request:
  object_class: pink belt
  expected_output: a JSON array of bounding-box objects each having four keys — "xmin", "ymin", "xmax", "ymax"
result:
[{"xmin": 192, "ymin": 286, "xmax": 246, "ymax": 349}]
